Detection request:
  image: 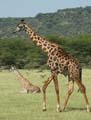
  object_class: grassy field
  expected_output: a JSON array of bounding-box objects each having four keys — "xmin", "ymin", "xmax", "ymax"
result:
[{"xmin": 0, "ymin": 69, "xmax": 91, "ymax": 120}]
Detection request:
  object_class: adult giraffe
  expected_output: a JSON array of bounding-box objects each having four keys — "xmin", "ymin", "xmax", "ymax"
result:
[{"xmin": 14, "ymin": 19, "xmax": 89, "ymax": 112}]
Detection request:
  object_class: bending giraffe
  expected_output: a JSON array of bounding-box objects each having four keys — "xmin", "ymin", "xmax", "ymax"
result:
[
  {"xmin": 14, "ymin": 19, "xmax": 89, "ymax": 112},
  {"xmin": 11, "ymin": 66, "xmax": 41, "ymax": 93}
]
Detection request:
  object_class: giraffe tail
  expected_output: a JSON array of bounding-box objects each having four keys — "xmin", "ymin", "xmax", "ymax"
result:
[{"xmin": 77, "ymin": 67, "xmax": 82, "ymax": 92}]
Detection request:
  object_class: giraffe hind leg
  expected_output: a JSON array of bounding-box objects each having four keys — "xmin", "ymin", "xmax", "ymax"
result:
[
  {"xmin": 75, "ymin": 80, "xmax": 90, "ymax": 112},
  {"xmin": 63, "ymin": 80, "xmax": 74, "ymax": 111}
]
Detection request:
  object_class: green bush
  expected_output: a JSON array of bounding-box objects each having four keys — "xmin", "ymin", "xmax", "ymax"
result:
[{"xmin": 0, "ymin": 35, "xmax": 91, "ymax": 69}]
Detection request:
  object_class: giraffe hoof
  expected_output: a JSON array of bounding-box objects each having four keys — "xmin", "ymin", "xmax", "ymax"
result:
[
  {"xmin": 62, "ymin": 107, "xmax": 65, "ymax": 112},
  {"xmin": 56, "ymin": 108, "xmax": 61, "ymax": 112},
  {"xmin": 42, "ymin": 108, "xmax": 47, "ymax": 112},
  {"xmin": 87, "ymin": 109, "xmax": 90, "ymax": 113}
]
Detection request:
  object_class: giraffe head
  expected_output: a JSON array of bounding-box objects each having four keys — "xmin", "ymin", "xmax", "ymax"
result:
[
  {"xmin": 14, "ymin": 19, "xmax": 27, "ymax": 33},
  {"xmin": 10, "ymin": 66, "xmax": 17, "ymax": 71}
]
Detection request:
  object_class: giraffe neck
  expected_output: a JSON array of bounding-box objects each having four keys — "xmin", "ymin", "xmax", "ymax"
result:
[
  {"xmin": 13, "ymin": 69, "xmax": 27, "ymax": 82},
  {"xmin": 25, "ymin": 25, "xmax": 58, "ymax": 54}
]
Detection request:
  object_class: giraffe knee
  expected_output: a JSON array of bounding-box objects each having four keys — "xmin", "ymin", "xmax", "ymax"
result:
[
  {"xmin": 68, "ymin": 88, "xmax": 74, "ymax": 95},
  {"xmin": 80, "ymin": 85, "xmax": 86, "ymax": 93},
  {"xmin": 42, "ymin": 85, "xmax": 46, "ymax": 93},
  {"xmin": 68, "ymin": 82, "xmax": 74, "ymax": 95}
]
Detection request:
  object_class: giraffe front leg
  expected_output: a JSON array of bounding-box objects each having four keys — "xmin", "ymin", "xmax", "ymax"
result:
[
  {"xmin": 42, "ymin": 75, "xmax": 53, "ymax": 111},
  {"xmin": 53, "ymin": 77, "xmax": 61, "ymax": 112},
  {"xmin": 19, "ymin": 88, "xmax": 28, "ymax": 93}
]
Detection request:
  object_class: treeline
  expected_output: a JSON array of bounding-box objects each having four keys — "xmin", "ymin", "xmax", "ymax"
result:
[{"xmin": 0, "ymin": 35, "xmax": 91, "ymax": 69}]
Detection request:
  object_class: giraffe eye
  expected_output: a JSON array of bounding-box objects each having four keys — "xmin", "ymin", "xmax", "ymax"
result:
[{"xmin": 17, "ymin": 24, "xmax": 25, "ymax": 31}]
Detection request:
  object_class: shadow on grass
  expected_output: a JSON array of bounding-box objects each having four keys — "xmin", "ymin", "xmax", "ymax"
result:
[{"xmin": 64, "ymin": 107, "xmax": 91, "ymax": 112}]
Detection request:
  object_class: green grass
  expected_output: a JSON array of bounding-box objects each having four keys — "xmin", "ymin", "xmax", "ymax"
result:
[{"xmin": 0, "ymin": 69, "xmax": 91, "ymax": 120}]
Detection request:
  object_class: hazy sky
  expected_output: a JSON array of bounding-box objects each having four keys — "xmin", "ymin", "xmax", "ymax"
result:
[{"xmin": 0, "ymin": 0, "xmax": 91, "ymax": 18}]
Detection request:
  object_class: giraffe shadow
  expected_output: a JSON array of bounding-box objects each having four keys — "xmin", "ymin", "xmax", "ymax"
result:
[{"xmin": 64, "ymin": 107, "xmax": 91, "ymax": 112}]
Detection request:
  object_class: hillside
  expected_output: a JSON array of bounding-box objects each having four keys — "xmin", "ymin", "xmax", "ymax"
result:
[{"xmin": 0, "ymin": 6, "xmax": 91, "ymax": 39}]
